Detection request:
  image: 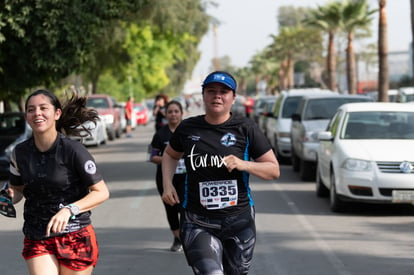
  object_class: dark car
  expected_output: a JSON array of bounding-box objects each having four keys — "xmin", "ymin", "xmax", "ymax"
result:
[{"xmin": 0, "ymin": 112, "xmax": 32, "ymax": 179}]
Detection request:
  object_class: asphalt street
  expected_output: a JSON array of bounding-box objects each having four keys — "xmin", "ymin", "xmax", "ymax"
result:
[{"xmin": 2, "ymin": 110, "xmax": 414, "ymax": 274}]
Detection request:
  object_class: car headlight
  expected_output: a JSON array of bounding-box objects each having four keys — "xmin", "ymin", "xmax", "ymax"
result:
[
  {"xmin": 102, "ymin": 114, "xmax": 114, "ymax": 124},
  {"xmin": 341, "ymin": 158, "xmax": 371, "ymax": 171}
]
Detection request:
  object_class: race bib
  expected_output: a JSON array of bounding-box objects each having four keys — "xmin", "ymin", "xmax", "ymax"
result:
[
  {"xmin": 199, "ymin": 180, "xmax": 238, "ymax": 210},
  {"xmin": 175, "ymin": 159, "xmax": 186, "ymax": 174}
]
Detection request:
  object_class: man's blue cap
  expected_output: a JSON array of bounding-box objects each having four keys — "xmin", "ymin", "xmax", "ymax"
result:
[{"xmin": 202, "ymin": 71, "xmax": 237, "ymax": 92}]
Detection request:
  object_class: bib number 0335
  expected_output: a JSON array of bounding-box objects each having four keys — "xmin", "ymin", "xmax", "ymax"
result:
[{"xmin": 199, "ymin": 180, "xmax": 238, "ymax": 210}]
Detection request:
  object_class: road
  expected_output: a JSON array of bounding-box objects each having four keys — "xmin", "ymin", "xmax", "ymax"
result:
[{"xmin": 2, "ymin": 119, "xmax": 414, "ymax": 275}]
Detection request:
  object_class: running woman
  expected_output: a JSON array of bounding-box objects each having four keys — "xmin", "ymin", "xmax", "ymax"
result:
[
  {"xmin": 1, "ymin": 89, "xmax": 110, "ymax": 275},
  {"xmin": 161, "ymin": 71, "xmax": 280, "ymax": 275},
  {"xmin": 150, "ymin": 100, "xmax": 186, "ymax": 252}
]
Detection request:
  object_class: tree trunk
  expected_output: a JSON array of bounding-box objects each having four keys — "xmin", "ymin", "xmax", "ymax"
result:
[
  {"xmin": 287, "ymin": 54, "xmax": 294, "ymax": 89},
  {"xmin": 327, "ymin": 31, "xmax": 337, "ymax": 91},
  {"xmin": 378, "ymin": 0, "xmax": 389, "ymax": 102},
  {"xmin": 346, "ymin": 31, "xmax": 357, "ymax": 94},
  {"xmin": 278, "ymin": 58, "xmax": 289, "ymax": 91}
]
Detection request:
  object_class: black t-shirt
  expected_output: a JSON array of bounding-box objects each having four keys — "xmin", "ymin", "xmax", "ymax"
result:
[
  {"xmin": 9, "ymin": 133, "xmax": 103, "ymax": 240},
  {"xmin": 154, "ymin": 106, "xmax": 167, "ymax": 130},
  {"xmin": 151, "ymin": 125, "xmax": 186, "ymax": 200},
  {"xmin": 168, "ymin": 114, "xmax": 272, "ymax": 218}
]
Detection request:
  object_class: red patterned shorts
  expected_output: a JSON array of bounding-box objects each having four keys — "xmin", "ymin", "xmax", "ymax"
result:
[{"xmin": 22, "ymin": 224, "xmax": 99, "ymax": 271}]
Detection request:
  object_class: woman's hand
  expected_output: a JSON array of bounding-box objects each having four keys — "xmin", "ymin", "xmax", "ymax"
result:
[
  {"xmin": 223, "ymin": 154, "xmax": 246, "ymax": 173},
  {"xmin": 162, "ymin": 185, "xmax": 180, "ymax": 206},
  {"xmin": 45, "ymin": 207, "xmax": 72, "ymax": 237}
]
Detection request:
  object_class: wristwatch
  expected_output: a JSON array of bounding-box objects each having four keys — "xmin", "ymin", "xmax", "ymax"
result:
[{"xmin": 64, "ymin": 204, "xmax": 80, "ymax": 217}]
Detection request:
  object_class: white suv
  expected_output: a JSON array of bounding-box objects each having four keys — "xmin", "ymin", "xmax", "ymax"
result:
[
  {"xmin": 290, "ymin": 94, "xmax": 372, "ymax": 180},
  {"xmin": 265, "ymin": 88, "xmax": 333, "ymax": 163}
]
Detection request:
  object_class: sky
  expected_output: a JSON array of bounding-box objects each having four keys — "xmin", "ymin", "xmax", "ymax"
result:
[{"xmin": 192, "ymin": 0, "xmax": 411, "ymax": 78}]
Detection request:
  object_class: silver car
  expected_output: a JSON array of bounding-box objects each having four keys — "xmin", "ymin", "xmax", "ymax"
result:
[{"xmin": 290, "ymin": 94, "xmax": 372, "ymax": 181}]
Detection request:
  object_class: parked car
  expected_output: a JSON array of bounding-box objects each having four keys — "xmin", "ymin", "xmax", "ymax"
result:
[
  {"xmin": 396, "ymin": 87, "xmax": 414, "ymax": 102},
  {"xmin": 86, "ymin": 94, "xmax": 122, "ymax": 140},
  {"xmin": 231, "ymin": 95, "xmax": 246, "ymax": 117},
  {"xmin": 69, "ymin": 117, "xmax": 107, "ymax": 147},
  {"xmin": 265, "ymin": 88, "xmax": 333, "ymax": 162},
  {"xmin": 133, "ymin": 103, "xmax": 149, "ymax": 126},
  {"xmin": 290, "ymin": 94, "xmax": 372, "ymax": 180},
  {"xmin": 388, "ymin": 89, "xmax": 399, "ymax": 102},
  {"xmin": 364, "ymin": 89, "xmax": 398, "ymax": 102},
  {"xmin": 252, "ymin": 95, "xmax": 278, "ymax": 124},
  {"xmin": 0, "ymin": 112, "xmax": 32, "ymax": 179},
  {"xmin": 316, "ymin": 102, "xmax": 414, "ymax": 212},
  {"xmin": 258, "ymin": 97, "xmax": 278, "ymax": 136}
]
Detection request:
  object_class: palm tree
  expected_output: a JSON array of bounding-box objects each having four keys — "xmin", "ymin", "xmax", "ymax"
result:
[
  {"xmin": 304, "ymin": 1, "xmax": 344, "ymax": 91},
  {"xmin": 268, "ymin": 26, "xmax": 323, "ymax": 91},
  {"xmin": 342, "ymin": 0, "xmax": 376, "ymax": 94},
  {"xmin": 378, "ymin": 0, "xmax": 389, "ymax": 102},
  {"xmin": 410, "ymin": 0, "xmax": 414, "ymax": 86}
]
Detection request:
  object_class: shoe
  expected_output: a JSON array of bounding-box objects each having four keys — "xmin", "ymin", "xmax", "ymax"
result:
[
  {"xmin": 126, "ymin": 134, "xmax": 132, "ymax": 138},
  {"xmin": 170, "ymin": 237, "xmax": 182, "ymax": 252}
]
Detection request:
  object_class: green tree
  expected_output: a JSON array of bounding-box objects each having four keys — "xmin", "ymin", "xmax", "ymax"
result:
[
  {"xmin": 89, "ymin": 0, "xmax": 209, "ymax": 99},
  {"xmin": 0, "ymin": 0, "xmax": 209, "ymax": 108},
  {"xmin": 268, "ymin": 26, "xmax": 323, "ymax": 91},
  {"xmin": 0, "ymin": 1, "xmax": 136, "ymax": 104}
]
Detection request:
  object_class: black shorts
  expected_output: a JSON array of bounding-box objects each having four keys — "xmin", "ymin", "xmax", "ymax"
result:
[{"xmin": 180, "ymin": 207, "xmax": 256, "ymax": 275}]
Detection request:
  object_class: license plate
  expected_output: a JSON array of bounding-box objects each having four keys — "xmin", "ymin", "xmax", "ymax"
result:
[{"xmin": 392, "ymin": 190, "xmax": 414, "ymax": 203}]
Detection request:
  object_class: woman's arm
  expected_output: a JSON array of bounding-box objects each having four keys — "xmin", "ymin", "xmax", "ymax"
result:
[
  {"xmin": 161, "ymin": 145, "xmax": 183, "ymax": 206},
  {"xmin": 150, "ymin": 148, "xmax": 162, "ymax": 165},
  {"xmin": 46, "ymin": 180, "xmax": 109, "ymax": 236},
  {"xmin": 223, "ymin": 149, "xmax": 280, "ymax": 180},
  {"xmin": 73, "ymin": 180, "xmax": 110, "ymax": 212}
]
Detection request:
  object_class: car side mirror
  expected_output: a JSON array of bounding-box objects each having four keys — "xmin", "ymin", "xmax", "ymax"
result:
[{"xmin": 318, "ymin": 131, "xmax": 333, "ymax": 141}]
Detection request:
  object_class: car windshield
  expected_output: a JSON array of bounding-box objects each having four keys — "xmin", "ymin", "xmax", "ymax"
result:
[
  {"xmin": 304, "ymin": 97, "xmax": 369, "ymax": 120},
  {"xmin": 342, "ymin": 111, "xmax": 414, "ymax": 139},
  {"xmin": 281, "ymin": 96, "xmax": 302, "ymax": 118},
  {"xmin": 87, "ymin": 98, "xmax": 109, "ymax": 108},
  {"xmin": 0, "ymin": 114, "xmax": 26, "ymax": 136}
]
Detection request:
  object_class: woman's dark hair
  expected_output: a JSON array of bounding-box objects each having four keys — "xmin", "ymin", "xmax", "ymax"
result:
[
  {"xmin": 154, "ymin": 93, "xmax": 169, "ymax": 103},
  {"xmin": 166, "ymin": 100, "xmax": 183, "ymax": 113},
  {"xmin": 25, "ymin": 89, "xmax": 100, "ymax": 137}
]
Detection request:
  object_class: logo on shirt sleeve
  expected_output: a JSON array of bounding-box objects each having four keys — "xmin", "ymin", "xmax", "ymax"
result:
[{"xmin": 84, "ymin": 160, "xmax": 97, "ymax": 175}]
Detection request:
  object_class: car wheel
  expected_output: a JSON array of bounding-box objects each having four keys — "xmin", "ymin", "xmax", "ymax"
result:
[
  {"xmin": 316, "ymin": 165, "xmax": 329, "ymax": 197},
  {"xmin": 300, "ymin": 159, "xmax": 316, "ymax": 181},
  {"xmin": 107, "ymin": 128, "xmax": 115, "ymax": 141},
  {"xmin": 329, "ymin": 172, "xmax": 347, "ymax": 212},
  {"xmin": 291, "ymin": 148, "xmax": 300, "ymax": 172},
  {"xmin": 115, "ymin": 126, "xmax": 121, "ymax": 138}
]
